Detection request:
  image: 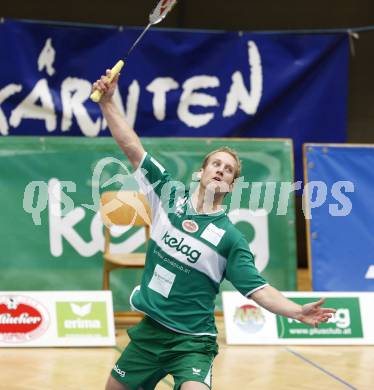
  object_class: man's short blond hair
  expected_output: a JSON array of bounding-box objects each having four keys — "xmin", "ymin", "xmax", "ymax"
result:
[{"xmin": 201, "ymin": 147, "xmax": 241, "ymax": 180}]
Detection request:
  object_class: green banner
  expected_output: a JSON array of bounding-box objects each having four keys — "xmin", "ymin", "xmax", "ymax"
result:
[
  {"xmin": 0, "ymin": 137, "xmax": 296, "ymax": 311},
  {"xmin": 277, "ymin": 297, "xmax": 363, "ymax": 339}
]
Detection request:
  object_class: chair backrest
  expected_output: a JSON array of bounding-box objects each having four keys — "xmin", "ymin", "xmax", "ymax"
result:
[{"xmin": 100, "ymin": 191, "xmax": 152, "ymax": 227}]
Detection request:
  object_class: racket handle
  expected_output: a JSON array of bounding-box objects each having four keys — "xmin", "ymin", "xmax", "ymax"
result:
[{"xmin": 90, "ymin": 60, "xmax": 125, "ymax": 103}]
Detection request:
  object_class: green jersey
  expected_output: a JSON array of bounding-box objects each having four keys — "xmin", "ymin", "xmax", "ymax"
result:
[{"xmin": 130, "ymin": 153, "xmax": 268, "ymax": 336}]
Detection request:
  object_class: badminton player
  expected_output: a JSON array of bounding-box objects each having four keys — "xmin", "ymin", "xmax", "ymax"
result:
[{"xmin": 93, "ymin": 71, "xmax": 336, "ymax": 390}]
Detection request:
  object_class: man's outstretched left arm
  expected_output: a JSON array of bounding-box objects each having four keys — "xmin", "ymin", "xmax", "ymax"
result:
[{"xmin": 251, "ymin": 285, "xmax": 336, "ymax": 327}]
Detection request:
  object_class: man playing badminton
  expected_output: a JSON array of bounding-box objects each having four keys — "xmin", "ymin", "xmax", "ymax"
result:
[{"xmin": 93, "ymin": 72, "xmax": 336, "ymax": 390}]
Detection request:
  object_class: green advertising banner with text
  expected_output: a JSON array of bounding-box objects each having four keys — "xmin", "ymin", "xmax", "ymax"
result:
[
  {"xmin": 223, "ymin": 291, "xmax": 373, "ymax": 345},
  {"xmin": 277, "ymin": 297, "xmax": 364, "ymax": 339},
  {"xmin": 0, "ymin": 137, "xmax": 296, "ymax": 311}
]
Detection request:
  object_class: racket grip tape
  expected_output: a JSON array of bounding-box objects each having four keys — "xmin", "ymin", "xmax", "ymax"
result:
[{"xmin": 90, "ymin": 60, "xmax": 125, "ymax": 103}]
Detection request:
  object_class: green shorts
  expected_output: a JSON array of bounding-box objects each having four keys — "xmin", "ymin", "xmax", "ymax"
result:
[{"xmin": 112, "ymin": 316, "xmax": 218, "ymax": 390}]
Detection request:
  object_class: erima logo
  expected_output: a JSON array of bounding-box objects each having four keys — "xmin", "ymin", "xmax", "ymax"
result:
[
  {"xmin": 70, "ymin": 303, "xmax": 91, "ymax": 317},
  {"xmin": 64, "ymin": 303, "xmax": 101, "ymax": 329},
  {"xmin": 192, "ymin": 368, "xmax": 201, "ymax": 375},
  {"xmin": 162, "ymin": 232, "xmax": 201, "ymax": 263},
  {"xmin": 114, "ymin": 365, "xmax": 126, "ymax": 378}
]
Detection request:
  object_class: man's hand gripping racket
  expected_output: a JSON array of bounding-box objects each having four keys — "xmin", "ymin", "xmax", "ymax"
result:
[{"xmin": 91, "ymin": 0, "xmax": 177, "ymax": 103}]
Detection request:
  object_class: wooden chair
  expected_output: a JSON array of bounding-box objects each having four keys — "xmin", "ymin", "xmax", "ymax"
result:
[{"xmin": 100, "ymin": 191, "xmax": 151, "ymax": 323}]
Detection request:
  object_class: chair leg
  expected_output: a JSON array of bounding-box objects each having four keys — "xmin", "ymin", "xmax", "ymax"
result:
[{"xmin": 103, "ymin": 262, "xmax": 110, "ymax": 290}]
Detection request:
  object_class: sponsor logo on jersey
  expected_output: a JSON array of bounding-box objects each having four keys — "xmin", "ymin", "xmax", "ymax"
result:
[
  {"xmin": 148, "ymin": 265, "xmax": 176, "ymax": 298},
  {"xmin": 201, "ymin": 223, "xmax": 226, "ymax": 246},
  {"xmin": 192, "ymin": 368, "xmax": 201, "ymax": 375},
  {"xmin": 162, "ymin": 232, "xmax": 201, "ymax": 263},
  {"xmin": 0, "ymin": 295, "xmax": 49, "ymax": 343},
  {"xmin": 182, "ymin": 220, "xmax": 199, "ymax": 233}
]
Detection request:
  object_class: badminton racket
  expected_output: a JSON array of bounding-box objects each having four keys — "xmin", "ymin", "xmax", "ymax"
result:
[{"xmin": 90, "ymin": 0, "xmax": 178, "ymax": 103}]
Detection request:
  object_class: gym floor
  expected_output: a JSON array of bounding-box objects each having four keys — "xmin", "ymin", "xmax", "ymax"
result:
[{"xmin": 1, "ymin": 270, "xmax": 372, "ymax": 390}]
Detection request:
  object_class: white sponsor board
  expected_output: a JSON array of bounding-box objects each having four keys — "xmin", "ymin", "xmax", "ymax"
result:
[
  {"xmin": 223, "ymin": 291, "xmax": 374, "ymax": 345},
  {"xmin": 0, "ymin": 291, "xmax": 115, "ymax": 347}
]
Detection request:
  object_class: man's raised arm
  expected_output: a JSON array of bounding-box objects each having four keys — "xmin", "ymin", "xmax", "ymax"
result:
[{"xmin": 93, "ymin": 70, "xmax": 145, "ymax": 169}]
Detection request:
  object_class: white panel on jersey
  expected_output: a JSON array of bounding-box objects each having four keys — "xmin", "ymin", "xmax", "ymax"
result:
[
  {"xmin": 152, "ymin": 209, "xmax": 227, "ymax": 284},
  {"xmin": 133, "ymin": 152, "xmax": 162, "ymax": 221},
  {"xmin": 148, "ymin": 264, "xmax": 176, "ymax": 298},
  {"xmin": 200, "ymin": 223, "xmax": 226, "ymax": 246},
  {"xmin": 133, "ymin": 168, "xmax": 226, "ymax": 283}
]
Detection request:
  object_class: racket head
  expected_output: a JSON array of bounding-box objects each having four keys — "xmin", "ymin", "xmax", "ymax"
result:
[{"xmin": 149, "ymin": 0, "xmax": 177, "ymax": 25}]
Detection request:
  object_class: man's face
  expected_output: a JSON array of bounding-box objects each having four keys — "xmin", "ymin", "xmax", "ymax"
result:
[{"xmin": 200, "ymin": 151, "xmax": 237, "ymax": 194}]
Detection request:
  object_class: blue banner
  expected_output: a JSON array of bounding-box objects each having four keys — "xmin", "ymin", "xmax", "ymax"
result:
[
  {"xmin": 305, "ymin": 145, "xmax": 374, "ymax": 291},
  {"xmin": 0, "ymin": 19, "xmax": 348, "ymax": 180}
]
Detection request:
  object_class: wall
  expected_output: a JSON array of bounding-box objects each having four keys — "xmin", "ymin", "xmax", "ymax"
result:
[{"xmin": 2, "ymin": 0, "xmax": 374, "ymax": 266}]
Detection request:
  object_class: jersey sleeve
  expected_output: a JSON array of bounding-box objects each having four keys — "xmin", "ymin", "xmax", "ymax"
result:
[
  {"xmin": 133, "ymin": 152, "xmax": 172, "ymax": 218},
  {"xmin": 225, "ymin": 236, "xmax": 269, "ymax": 297}
]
